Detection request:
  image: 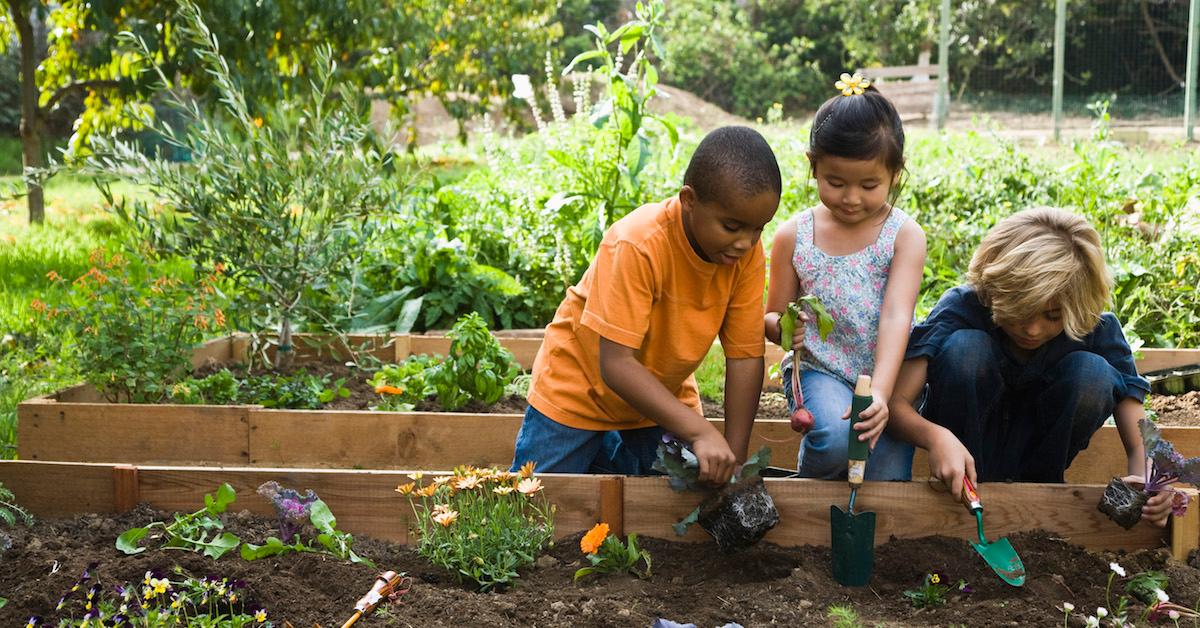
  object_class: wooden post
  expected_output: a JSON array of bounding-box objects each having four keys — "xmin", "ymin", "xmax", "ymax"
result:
[
  {"xmin": 393, "ymin": 334, "xmax": 412, "ymax": 363},
  {"xmin": 113, "ymin": 465, "xmax": 140, "ymax": 512},
  {"xmin": 1052, "ymin": 0, "xmax": 1067, "ymax": 142},
  {"xmin": 1186, "ymin": 0, "xmax": 1200, "ymax": 141},
  {"xmin": 1170, "ymin": 488, "xmax": 1200, "ymax": 562},
  {"xmin": 599, "ymin": 475, "xmax": 625, "ymax": 537}
]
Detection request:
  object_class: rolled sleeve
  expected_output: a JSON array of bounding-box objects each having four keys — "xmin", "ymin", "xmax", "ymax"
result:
[
  {"xmin": 580, "ymin": 241, "xmax": 655, "ymax": 349},
  {"xmin": 719, "ymin": 244, "xmax": 767, "ymax": 359},
  {"xmin": 1090, "ymin": 313, "xmax": 1151, "ymax": 402}
]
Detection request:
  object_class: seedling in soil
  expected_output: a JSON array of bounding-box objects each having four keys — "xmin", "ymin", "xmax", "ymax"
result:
[
  {"xmin": 241, "ymin": 481, "xmax": 373, "ymax": 566},
  {"xmin": 903, "ymin": 571, "xmax": 951, "ymax": 609},
  {"xmin": 116, "ymin": 483, "xmax": 241, "ymax": 559},
  {"xmin": 574, "ymin": 522, "xmax": 653, "ymax": 581},
  {"xmin": 654, "ymin": 436, "xmax": 778, "ymax": 551},
  {"xmin": 1097, "ymin": 419, "xmax": 1200, "ymax": 529}
]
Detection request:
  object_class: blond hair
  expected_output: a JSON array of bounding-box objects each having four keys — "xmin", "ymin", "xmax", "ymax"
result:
[{"xmin": 968, "ymin": 207, "xmax": 1111, "ymax": 341}]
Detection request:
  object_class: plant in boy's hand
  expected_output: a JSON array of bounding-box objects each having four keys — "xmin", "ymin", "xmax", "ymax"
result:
[
  {"xmin": 902, "ymin": 571, "xmax": 950, "ymax": 609},
  {"xmin": 654, "ymin": 435, "xmax": 778, "ymax": 550},
  {"xmin": 1098, "ymin": 419, "xmax": 1200, "ymax": 529},
  {"xmin": 573, "ymin": 522, "xmax": 653, "ymax": 581}
]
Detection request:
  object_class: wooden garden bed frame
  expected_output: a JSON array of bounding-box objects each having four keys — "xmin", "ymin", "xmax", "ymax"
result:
[
  {"xmin": 8, "ymin": 334, "xmax": 1200, "ymax": 559},
  {"xmin": 0, "ymin": 460, "xmax": 1195, "ymax": 559}
]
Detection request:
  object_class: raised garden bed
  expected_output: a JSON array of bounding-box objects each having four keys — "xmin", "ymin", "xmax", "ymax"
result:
[{"xmin": 4, "ymin": 504, "xmax": 1199, "ymax": 626}]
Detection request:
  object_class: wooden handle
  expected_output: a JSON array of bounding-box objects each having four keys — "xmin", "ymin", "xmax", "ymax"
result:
[{"xmin": 962, "ymin": 476, "xmax": 982, "ymax": 512}]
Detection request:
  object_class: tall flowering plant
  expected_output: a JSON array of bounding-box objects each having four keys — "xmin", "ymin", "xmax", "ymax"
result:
[{"xmin": 397, "ymin": 463, "xmax": 555, "ymax": 591}]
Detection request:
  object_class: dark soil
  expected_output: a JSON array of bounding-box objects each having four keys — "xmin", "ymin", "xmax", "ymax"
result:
[
  {"xmin": 1151, "ymin": 390, "xmax": 1200, "ymax": 426},
  {"xmin": 3, "ymin": 506, "xmax": 1199, "ymax": 627}
]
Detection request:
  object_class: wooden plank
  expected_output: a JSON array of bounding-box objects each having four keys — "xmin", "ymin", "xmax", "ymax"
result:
[
  {"xmin": 249, "ymin": 410, "xmax": 521, "ymax": 469},
  {"xmin": 600, "ymin": 475, "xmax": 625, "ymax": 537},
  {"xmin": 113, "ymin": 465, "xmax": 140, "ymax": 511},
  {"xmin": 191, "ymin": 336, "xmax": 234, "ymax": 369},
  {"xmin": 135, "ymin": 466, "xmax": 603, "ymax": 544},
  {"xmin": 622, "ymin": 477, "xmax": 1167, "ymax": 551},
  {"xmin": 856, "ymin": 64, "xmax": 939, "ymax": 79},
  {"xmin": 18, "ymin": 403, "xmax": 250, "ymax": 465},
  {"xmin": 1171, "ymin": 488, "xmax": 1200, "ymax": 561},
  {"xmin": 1139, "ymin": 348, "xmax": 1200, "ymax": 373},
  {"xmin": 0, "ymin": 461, "xmax": 115, "ymax": 516}
]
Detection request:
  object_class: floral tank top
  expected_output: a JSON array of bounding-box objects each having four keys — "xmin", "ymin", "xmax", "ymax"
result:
[{"xmin": 783, "ymin": 207, "xmax": 909, "ymax": 387}]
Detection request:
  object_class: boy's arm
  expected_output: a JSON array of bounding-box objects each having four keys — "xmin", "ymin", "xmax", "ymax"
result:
[
  {"xmin": 599, "ymin": 338, "xmax": 737, "ymax": 485},
  {"xmin": 887, "ymin": 356, "xmax": 977, "ymax": 499},
  {"xmin": 1113, "ymin": 397, "xmax": 1172, "ymax": 527},
  {"xmin": 858, "ymin": 221, "xmax": 926, "ymax": 446},
  {"xmin": 722, "ymin": 356, "xmax": 764, "ymax": 461},
  {"xmin": 764, "ymin": 219, "xmax": 800, "ymax": 346}
]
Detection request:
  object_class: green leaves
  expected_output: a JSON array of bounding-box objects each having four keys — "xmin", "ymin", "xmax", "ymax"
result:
[{"xmin": 116, "ymin": 483, "xmax": 241, "ymax": 559}]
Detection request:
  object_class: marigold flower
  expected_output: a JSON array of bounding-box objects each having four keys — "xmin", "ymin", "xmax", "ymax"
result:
[
  {"xmin": 580, "ymin": 523, "xmax": 609, "ymax": 554},
  {"xmin": 375, "ymin": 384, "xmax": 405, "ymax": 395},
  {"xmin": 395, "ymin": 482, "xmax": 415, "ymax": 495},
  {"xmin": 433, "ymin": 510, "xmax": 459, "ymax": 526},
  {"xmin": 517, "ymin": 477, "xmax": 543, "ymax": 495},
  {"xmin": 518, "ymin": 460, "xmax": 536, "ymax": 478}
]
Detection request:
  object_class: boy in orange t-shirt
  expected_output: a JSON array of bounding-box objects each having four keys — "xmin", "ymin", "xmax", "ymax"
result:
[{"xmin": 511, "ymin": 126, "xmax": 781, "ymax": 485}]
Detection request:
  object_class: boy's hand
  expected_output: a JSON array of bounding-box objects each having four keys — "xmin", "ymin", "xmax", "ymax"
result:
[
  {"xmin": 1120, "ymin": 475, "xmax": 1172, "ymax": 528},
  {"xmin": 692, "ymin": 432, "xmax": 738, "ymax": 486},
  {"xmin": 842, "ymin": 391, "xmax": 889, "ymax": 449},
  {"xmin": 927, "ymin": 427, "xmax": 976, "ymax": 501}
]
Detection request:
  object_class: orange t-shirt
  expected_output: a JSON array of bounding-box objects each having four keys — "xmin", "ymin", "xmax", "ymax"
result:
[{"xmin": 527, "ymin": 196, "xmax": 766, "ymax": 431}]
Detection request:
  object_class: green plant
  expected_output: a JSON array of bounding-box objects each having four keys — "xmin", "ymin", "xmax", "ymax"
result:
[
  {"xmin": 38, "ymin": 563, "xmax": 272, "ymax": 626},
  {"xmin": 398, "ymin": 464, "xmax": 555, "ymax": 591},
  {"xmin": 371, "ymin": 312, "xmax": 520, "ymax": 411},
  {"xmin": 903, "ymin": 571, "xmax": 950, "ymax": 609},
  {"xmin": 573, "ymin": 522, "xmax": 652, "ymax": 581},
  {"xmin": 0, "ymin": 481, "xmax": 33, "ymax": 528},
  {"xmin": 238, "ymin": 372, "xmax": 350, "ymax": 409},
  {"xmin": 240, "ymin": 482, "xmax": 372, "ymax": 566},
  {"xmin": 827, "ymin": 604, "xmax": 863, "ymax": 628},
  {"xmin": 40, "ymin": 250, "xmax": 225, "ymax": 403},
  {"xmin": 88, "ymin": 3, "xmax": 395, "ymax": 369},
  {"xmin": 169, "ymin": 369, "xmax": 241, "ymax": 405},
  {"xmin": 116, "ymin": 483, "xmax": 241, "ymax": 559},
  {"xmin": 653, "ymin": 436, "xmax": 772, "ymax": 535}
]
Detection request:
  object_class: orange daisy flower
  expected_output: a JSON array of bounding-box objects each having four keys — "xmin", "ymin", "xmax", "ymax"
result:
[{"xmin": 580, "ymin": 523, "xmax": 609, "ymax": 555}]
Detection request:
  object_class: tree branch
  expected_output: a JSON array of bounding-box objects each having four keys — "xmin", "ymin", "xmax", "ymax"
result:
[{"xmin": 42, "ymin": 79, "xmax": 122, "ymax": 113}]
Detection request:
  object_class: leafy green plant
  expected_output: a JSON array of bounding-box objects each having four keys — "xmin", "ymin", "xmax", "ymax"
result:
[
  {"xmin": 238, "ymin": 372, "xmax": 350, "ymax": 409},
  {"xmin": 827, "ymin": 604, "xmax": 863, "ymax": 628},
  {"xmin": 40, "ymin": 251, "xmax": 225, "ymax": 403},
  {"xmin": 169, "ymin": 369, "xmax": 241, "ymax": 405},
  {"xmin": 38, "ymin": 563, "xmax": 272, "ymax": 626},
  {"xmin": 653, "ymin": 436, "xmax": 772, "ymax": 535},
  {"xmin": 240, "ymin": 482, "xmax": 372, "ymax": 566},
  {"xmin": 573, "ymin": 522, "xmax": 652, "ymax": 581},
  {"xmin": 371, "ymin": 313, "xmax": 520, "ymax": 411},
  {"xmin": 0, "ymin": 481, "xmax": 33, "ymax": 529},
  {"xmin": 903, "ymin": 571, "xmax": 950, "ymax": 609},
  {"xmin": 398, "ymin": 464, "xmax": 555, "ymax": 591},
  {"xmin": 88, "ymin": 3, "xmax": 395, "ymax": 369},
  {"xmin": 116, "ymin": 483, "xmax": 241, "ymax": 559}
]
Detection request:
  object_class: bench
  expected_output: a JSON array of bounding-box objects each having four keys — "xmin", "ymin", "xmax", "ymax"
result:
[{"xmin": 857, "ymin": 54, "xmax": 939, "ymax": 122}]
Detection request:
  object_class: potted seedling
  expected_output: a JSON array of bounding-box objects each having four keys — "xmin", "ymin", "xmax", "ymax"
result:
[
  {"xmin": 1098, "ymin": 419, "xmax": 1200, "ymax": 529},
  {"xmin": 654, "ymin": 435, "xmax": 779, "ymax": 551}
]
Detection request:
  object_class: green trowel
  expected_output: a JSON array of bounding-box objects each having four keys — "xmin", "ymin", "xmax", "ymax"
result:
[
  {"xmin": 962, "ymin": 477, "xmax": 1026, "ymax": 587},
  {"xmin": 830, "ymin": 375, "xmax": 876, "ymax": 586}
]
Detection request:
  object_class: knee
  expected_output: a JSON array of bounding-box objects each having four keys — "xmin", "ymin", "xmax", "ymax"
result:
[
  {"xmin": 933, "ymin": 329, "xmax": 1000, "ymax": 382},
  {"xmin": 1049, "ymin": 352, "xmax": 1118, "ymax": 416}
]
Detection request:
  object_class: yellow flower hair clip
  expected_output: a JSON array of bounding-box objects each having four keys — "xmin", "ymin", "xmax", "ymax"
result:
[{"xmin": 835, "ymin": 72, "xmax": 870, "ymax": 96}]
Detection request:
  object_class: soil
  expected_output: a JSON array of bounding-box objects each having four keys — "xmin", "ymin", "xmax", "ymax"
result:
[
  {"xmin": 1151, "ymin": 391, "xmax": 1200, "ymax": 426},
  {"xmin": 3, "ymin": 506, "xmax": 1199, "ymax": 627}
]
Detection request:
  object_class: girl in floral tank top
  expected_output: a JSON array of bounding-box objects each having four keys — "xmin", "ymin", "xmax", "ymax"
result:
[{"xmin": 765, "ymin": 75, "xmax": 927, "ymax": 479}]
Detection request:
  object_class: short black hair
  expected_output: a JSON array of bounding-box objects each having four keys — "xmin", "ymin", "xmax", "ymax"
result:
[
  {"xmin": 683, "ymin": 126, "xmax": 782, "ymax": 205},
  {"xmin": 809, "ymin": 85, "xmax": 905, "ymax": 176}
]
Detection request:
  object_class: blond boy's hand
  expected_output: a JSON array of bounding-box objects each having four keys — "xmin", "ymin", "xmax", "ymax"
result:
[
  {"xmin": 927, "ymin": 427, "xmax": 976, "ymax": 500},
  {"xmin": 842, "ymin": 391, "xmax": 889, "ymax": 449},
  {"xmin": 692, "ymin": 432, "xmax": 738, "ymax": 486},
  {"xmin": 1118, "ymin": 474, "xmax": 1173, "ymax": 528}
]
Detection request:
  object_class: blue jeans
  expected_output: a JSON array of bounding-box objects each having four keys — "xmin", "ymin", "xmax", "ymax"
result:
[
  {"xmin": 782, "ymin": 366, "xmax": 915, "ymax": 480},
  {"xmin": 510, "ymin": 404, "xmax": 666, "ymax": 475},
  {"xmin": 924, "ymin": 329, "xmax": 1122, "ymax": 482}
]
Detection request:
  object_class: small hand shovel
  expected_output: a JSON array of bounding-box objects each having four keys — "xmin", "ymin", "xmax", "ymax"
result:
[
  {"xmin": 962, "ymin": 477, "xmax": 1025, "ymax": 587},
  {"xmin": 830, "ymin": 375, "xmax": 876, "ymax": 586}
]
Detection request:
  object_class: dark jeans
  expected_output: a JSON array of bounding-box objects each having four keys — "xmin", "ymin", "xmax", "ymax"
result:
[{"xmin": 923, "ymin": 329, "xmax": 1123, "ymax": 482}]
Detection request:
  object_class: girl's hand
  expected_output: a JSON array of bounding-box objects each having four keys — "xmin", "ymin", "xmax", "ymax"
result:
[
  {"xmin": 842, "ymin": 390, "xmax": 889, "ymax": 448},
  {"xmin": 789, "ymin": 311, "xmax": 809, "ymax": 351}
]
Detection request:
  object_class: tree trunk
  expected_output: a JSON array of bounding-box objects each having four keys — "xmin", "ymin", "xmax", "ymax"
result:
[{"xmin": 9, "ymin": 0, "xmax": 45, "ymax": 224}]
